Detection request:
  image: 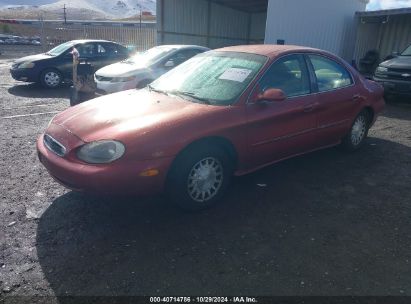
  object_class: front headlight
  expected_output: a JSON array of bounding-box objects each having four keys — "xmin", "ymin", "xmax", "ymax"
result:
[
  {"xmin": 18, "ymin": 62, "xmax": 35, "ymax": 69},
  {"xmin": 376, "ymin": 66, "xmax": 388, "ymax": 73},
  {"xmin": 77, "ymin": 140, "xmax": 125, "ymax": 164},
  {"xmin": 111, "ymin": 76, "xmax": 136, "ymax": 83}
]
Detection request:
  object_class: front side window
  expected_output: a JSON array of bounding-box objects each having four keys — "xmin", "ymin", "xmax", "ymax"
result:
[
  {"xmin": 309, "ymin": 55, "xmax": 353, "ymax": 92},
  {"xmin": 258, "ymin": 54, "xmax": 310, "ymax": 98},
  {"xmin": 170, "ymin": 49, "xmax": 204, "ymax": 64},
  {"xmin": 76, "ymin": 43, "xmax": 95, "ymax": 58},
  {"xmin": 150, "ymin": 51, "xmax": 267, "ymax": 106}
]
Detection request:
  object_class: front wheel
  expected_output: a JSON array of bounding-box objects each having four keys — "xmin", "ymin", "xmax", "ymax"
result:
[
  {"xmin": 341, "ymin": 110, "xmax": 370, "ymax": 151},
  {"xmin": 40, "ymin": 69, "xmax": 62, "ymax": 88},
  {"xmin": 167, "ymin": 145, "xmax": 233, "ymax": 210}
]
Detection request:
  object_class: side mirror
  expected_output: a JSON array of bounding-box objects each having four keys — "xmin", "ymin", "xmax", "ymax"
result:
[
  {"xmin": 165, "ymin": 60, "xmax": 175, "ymax": 68},
  {"xmin": 256, "ymin": 88, "xmax": 287, "ymax": 103},
  {"xmin": 392, "ymin": 51, "xmax": 399, "ymax": 57}
]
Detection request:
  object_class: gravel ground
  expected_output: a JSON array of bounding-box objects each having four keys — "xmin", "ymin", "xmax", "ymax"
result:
[{"xmin": 1, "ymin": 47, "xmax": 411, "ymax": 302}]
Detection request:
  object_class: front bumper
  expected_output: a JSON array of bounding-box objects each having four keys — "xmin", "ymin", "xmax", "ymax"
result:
[
  {"xmin": 37, "ymin": 133, "xmax": 174, "ymax": 196},
  {"xmin": 373, "ymin": 76, "xmax": 411, "ymax": 96},
  {"xmin": 10, "ymin": 68, "xmax": 38, "ymax": 82},
  {"xmin": 95, "ymin": 79, "xmax": 138, "ymax": 95}
]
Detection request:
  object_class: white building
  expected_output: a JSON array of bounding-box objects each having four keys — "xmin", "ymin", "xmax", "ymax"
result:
[{"xmin": 157, "ymin": 0, "xmax": 369, "ymax": 61}]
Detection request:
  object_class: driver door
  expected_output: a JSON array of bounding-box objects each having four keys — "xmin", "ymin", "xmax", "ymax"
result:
[{"xmin": 246, "ymin": 54, "xmax": 319, "ymax": 168}]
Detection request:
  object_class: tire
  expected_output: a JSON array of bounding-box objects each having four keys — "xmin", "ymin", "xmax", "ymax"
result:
[
  {"xmin": 341, "ymin": 110, "xmax": 370, "ymax": 152},
  {"xmin": 40, "ymin": 68, "xmax": 62, "ymax": 88},
  {"xmin": 167, "ymin": 144, "xmax": 233, "ymax": 211}
]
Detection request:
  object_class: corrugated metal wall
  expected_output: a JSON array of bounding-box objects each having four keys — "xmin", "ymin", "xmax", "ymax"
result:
[
  {"xmin": 157, "ymin": 0, "xmax": 266, "ymax": 48},
  {"xmin": 250, "ymin": 12, "xmax": 267, "ymax": 44},
  {"xmin": 354, "ymin": 14, "xmax": 411, "ymax": 62},
  {"xmin": 264, "ymin": 0, "xmax": 367, "ymax": 61}
]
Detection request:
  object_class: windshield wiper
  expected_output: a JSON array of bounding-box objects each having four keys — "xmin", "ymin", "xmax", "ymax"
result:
[
  {"xmin": 148, "ymin": 84, "xmax": 169, "ymax": 96},
  {"xmin": 169, "ymin": 90, "xmax": 212, "ymax": 105}
]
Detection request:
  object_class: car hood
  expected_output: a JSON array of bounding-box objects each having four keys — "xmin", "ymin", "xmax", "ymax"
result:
[
  {"xmin": 381, "ymin": 56, "xmax": 411, "ymax": 69},
  {"xmin": 52, "ymin": 89, "xmax": 223, "ymax": 143},
  {"xmin": 96, "ymin": 61, "xmax": 149, "ymax": 77},
  {"xmin": 14, "ymin": 53, "xmax": 51, "ymax": 64}
]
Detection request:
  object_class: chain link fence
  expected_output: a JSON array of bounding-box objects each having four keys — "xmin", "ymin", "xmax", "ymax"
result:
[{"xmin": 0, "ymin": 20, "xmax": 156, "ymax": 52}]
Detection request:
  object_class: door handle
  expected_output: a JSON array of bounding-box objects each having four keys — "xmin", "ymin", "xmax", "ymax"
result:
[
  {"xmin": 303, "ymin": 102, "xmax": 319, "ymax": 113},
  {"xmin": 352, "ymin": 94, "xmax": 362, "ymax": 102}
]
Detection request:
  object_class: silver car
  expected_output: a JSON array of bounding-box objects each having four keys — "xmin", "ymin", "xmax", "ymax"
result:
[{"xmin": 94, "ymin": 45, "xmax": 210, "ymax": 95}]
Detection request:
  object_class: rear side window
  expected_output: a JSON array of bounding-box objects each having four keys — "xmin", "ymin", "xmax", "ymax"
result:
[
  {"xmin": 104, "ymin": 43, "xmax": 127, "ymax": 57},
  {"xmin": 309, "ymin": 55, "xmax": 353, "ymax": 92},
  {"xmin": 258, "ymin": 54, "xmax": 311, "ymax": 98}
]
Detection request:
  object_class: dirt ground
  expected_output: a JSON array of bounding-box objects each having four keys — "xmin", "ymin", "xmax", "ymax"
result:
[{"xmin": 1, "ymin": 47, "xmax": 411, "ymax": 302}]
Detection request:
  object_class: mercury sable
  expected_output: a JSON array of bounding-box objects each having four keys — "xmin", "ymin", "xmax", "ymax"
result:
[{"xmin": 37, "ymin": 45, "xmax": 385, "ymax": 210}]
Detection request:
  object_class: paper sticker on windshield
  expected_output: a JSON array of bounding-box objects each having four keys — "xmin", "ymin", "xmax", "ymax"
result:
[{"xmin": 219, "ymin": 68, "xmax": 252, "ymax": 83}]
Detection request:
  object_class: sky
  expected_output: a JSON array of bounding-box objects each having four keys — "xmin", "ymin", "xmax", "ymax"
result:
[
  {"xmin": 367, "ymin": 0, "xmax": 411, "ymax": 10},
  {"xmin": 1, "ymin": 0, "xmax": 411, "ymax": 11},
  {"xmin": 0, "ymin": 0, "xmax": 55, "ymax": 5}
]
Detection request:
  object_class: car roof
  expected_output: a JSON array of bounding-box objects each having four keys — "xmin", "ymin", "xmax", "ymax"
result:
[
  {"xmin": 215, "ymin": 44, "xmax": 322, "ymax": 58},
  {"xmin": 158, "ymin": 44, "xmax": 210, "ymax": 51},
  {"xmin": 70, "ymin": 39, "xmax": 118, "ymax": 44}
]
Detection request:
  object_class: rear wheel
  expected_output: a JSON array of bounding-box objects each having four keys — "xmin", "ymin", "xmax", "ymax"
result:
[
  {"xmin": 40, "ymin": 68, "xmax": 62, "ymax": 88},
  {"xmin": 341, "ymin": 110, "xmax": 370, "ymax": 151},
  {"xmin": 167, "ymin": 144, "xmax": 233, "ymax": 210}
]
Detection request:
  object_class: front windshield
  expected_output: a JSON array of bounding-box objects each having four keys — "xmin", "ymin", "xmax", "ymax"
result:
[
  {"xmin": 149, "ymin": 51, "xmax": 267, "ymax": 105},
  {"xmin": 126, "ymin": 46, "xmax": 176, "ymax": 64},
  {"xmin": 401, "ymin": 44, "xmax": 411, "ymax": 56},
  {"xmin": 47, "ymin": 41, "xmax": 74, "ymax": 56}
]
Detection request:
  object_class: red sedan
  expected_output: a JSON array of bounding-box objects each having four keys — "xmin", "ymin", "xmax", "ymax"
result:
[{"xmin": 37, "ymin": 45, "xmax": 385, "ymax": 210}]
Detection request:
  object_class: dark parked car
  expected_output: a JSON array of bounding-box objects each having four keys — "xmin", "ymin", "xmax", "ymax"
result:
[
  {"xmin": 10, "ymin": 39, "xmax": 129, "ymax": 88},
  {"xmin": 374, "ymin": 44, "xmax": 411, "ymax": 98},
  {"xmin": 37, "ymin": 45, "xmax": 385, "ymax": 210}
]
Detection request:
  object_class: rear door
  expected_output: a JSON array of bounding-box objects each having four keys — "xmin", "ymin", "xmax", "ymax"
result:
[{"xmin": 306, "ymin": 54, "xmax": 360, "ymax": 146}]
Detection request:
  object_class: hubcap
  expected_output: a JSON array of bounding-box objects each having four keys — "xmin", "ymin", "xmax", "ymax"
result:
[
  {"xmin": 187, "ymin": 157, "xmax": 223, "ymax": 203},
  {"xmin": 44, "ymin": 72, "xmax": 60, "ymax": 87},
  {"xmin": 351, "ymin": 115, "xmax": 367, "ymax": 146}
]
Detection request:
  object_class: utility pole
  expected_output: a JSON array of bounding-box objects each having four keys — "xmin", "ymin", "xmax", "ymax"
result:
[
  {"xmin": 63, "ymin": 4, "xmax": 67, "ymax": 24},
  {"xmin": 139, "ymin": 4, "xmax": 142, "ymax": 29},
  {"xmin": 38, "ymin": 12, "xmax": 46, "ymax": 52}
]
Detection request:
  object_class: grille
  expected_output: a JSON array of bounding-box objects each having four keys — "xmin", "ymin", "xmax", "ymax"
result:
[
  {"xmin": 95, "ymin": 75, "xmax": 113, "ymax": 82},
  {"xmin": 44, "ymin": 134, "xmax": 66, "ymax": 157},
  {"xmin": 388, "ymin": 67, "xmax": 411, "ymax": 74},
  {"xmin": 386, "ymin": 68, "xmax": 411, "ymax": 81}
]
